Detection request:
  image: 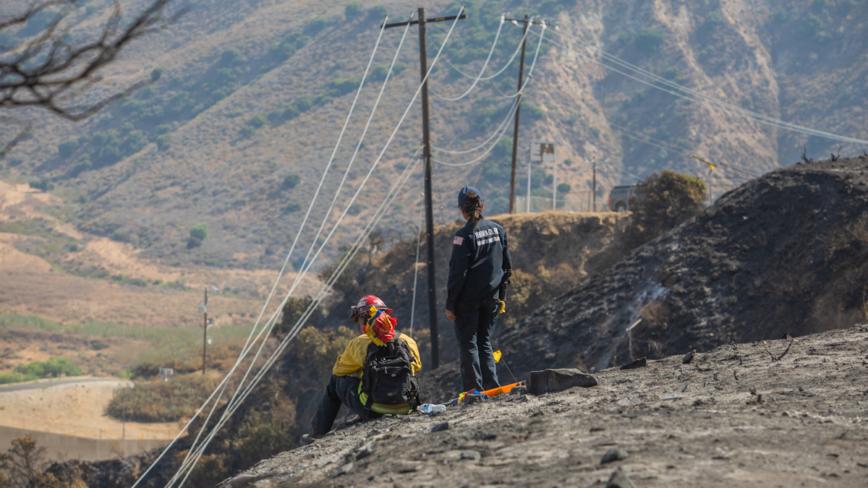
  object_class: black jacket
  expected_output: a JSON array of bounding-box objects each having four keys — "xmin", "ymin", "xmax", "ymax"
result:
[{"xmin": 446, "ymin": 218, "xmax": 512, "ymax": 311}]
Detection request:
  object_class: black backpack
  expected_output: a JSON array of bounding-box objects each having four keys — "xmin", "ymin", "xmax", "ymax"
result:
[{"xmin": 360, "ymin": 339, "xmax": 420, "ymax": 411}]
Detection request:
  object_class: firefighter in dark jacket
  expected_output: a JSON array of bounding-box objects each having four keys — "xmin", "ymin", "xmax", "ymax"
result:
[
  {"xmin": 446, "ymin": 186, "xmax": 513, "ymax": 393},
  {"xmin": 301, "ymin": 295, "xmax": 421, "ymax": 444}
]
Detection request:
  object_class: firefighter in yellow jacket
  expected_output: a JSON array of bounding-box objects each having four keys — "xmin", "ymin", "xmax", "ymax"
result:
[{"xmin": 302, "ymin": 295, "xmax": 421, "ymax": 444}]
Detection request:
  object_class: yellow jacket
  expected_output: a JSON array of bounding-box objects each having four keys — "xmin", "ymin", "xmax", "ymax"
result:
[{"xmin": 333, "ymin": 333, "xmax": 422, "ymax": 378}]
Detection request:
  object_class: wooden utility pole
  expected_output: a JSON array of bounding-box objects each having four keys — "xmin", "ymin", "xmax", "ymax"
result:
[
  {"xmin": 418, "ymin": 9, "xmax": 439, "ymax": 370},
  {"xmin": 382, "ymin": 8, "xmax": 466, "ymax": 370},
  {"xmin": 202, "ymin": 289, "xmax": 208, "ymax": 375},
  {"xmin": 508, "ymin": 15, "xmax": 529, "ymax": 214}
]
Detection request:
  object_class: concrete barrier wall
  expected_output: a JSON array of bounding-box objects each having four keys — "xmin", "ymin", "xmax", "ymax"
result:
[{"xmin": 0, "ymin": 425, "xmax": 171, "ymax": 462}]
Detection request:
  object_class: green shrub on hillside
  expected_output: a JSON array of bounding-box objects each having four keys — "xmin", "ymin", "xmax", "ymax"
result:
[
  {"xmin": 248, "ymin": 114, "xmax": 266, "ymax": 128},
  {"xmin": 801, "ymin": 13, "xmax": 830, "ymax": 42},
  {"xmin": 268, "ymin": 95, "xmax": 315, "ymax": 124},
  {"xmin": 345, "ymin": 1, "xmax": 363, "ymax": 19},
  {"xmin": 106, "ymin": 375, "xmax": 219, "ymax": 422},
  {"xmin": 523, "ymin": 103, "xmax": 545, "ymax": 122},
  {"xmin": 239, "ymin": 125, "xmax": 256, "ymax": 138},
  {"xmin": 283, "ymin": 174, "xmax": 300, "ymax": 189},
  {"xmin": 150, "ymin": 67, "xmax": 163, "ymax": 81},
  {"xmin": 371, "ymin": 62, "xmax": 407, "ymax": 82},
  {"xmin": 57, "ymin": 138, "xmax": 79, "ymax": 158},
  {"xmin": 15, "ymin": 357, "xmax": 82, "ymax": 380},
  {"xmin": 557, "ymin": 183, "xmax": 571, "ymax": 194},
  {"xmin": 269, "ymin": 30, "xmax": 309, "ymax": 61},
  {"xmin": 240, "ymin": 115, "xmax": 266, "ymax": 138},
  {"xmin": 284, "ymin": 202, "xmax": 302, "ymax": 213},
  {"xmin": 474, "ymin": 103, "xmax": 512, "ymax": 126},
  {"xmin": 367, "ymin": 5, "xmax": 388, "ymax": 20},
  {"xmin": 69, "ymin": 157, "xmax": 92, "ymax": 177},
  {"xmin": 188, "ymin": 222, "xmax": 208, "ymax": 248},
  {"xmin": 0, "ymin": 373, "xmax": 24, "ymax": 385},
  {"xmin": 634, "ymin": 27, "xmax": 666, "ymax": 53},
  {"xmin": 702, "ymin": 10, "xmax": 725, "ymax": 29},
  {"xmin": 156, "ymin": 133, "xmax": 172, "ymax": 151},
  {"xmin": 770, "ymin": 8, "xmax": 789, "ymax": 24},
  {"xmin": 28, "ymin": 178, "xmax": 54, "ymax": 192},
  {"xmin": 327, "ymin": 77, "xmax": 361, "ymax": 96},
  {"xmin": 219, "ymin": 48, "xmax": 245, "ymax": 66},
  {"xmin": 305, "ymin": 16, "xmax": 328, "ymax": 35}
]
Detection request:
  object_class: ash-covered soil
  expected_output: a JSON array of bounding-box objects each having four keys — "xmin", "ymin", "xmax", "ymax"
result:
[
  {"xmin": 227, "ymin": 326, "xmax": 868, "ymax": 488},
  {"xmin": 498, "ymin": 155, "xmax": 868, "ymax": 373}
]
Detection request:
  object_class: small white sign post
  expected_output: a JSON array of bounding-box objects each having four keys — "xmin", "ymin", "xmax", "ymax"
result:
[{"xmin": 529, "ymin": 141, "xmax": 556, "ymax": 212}]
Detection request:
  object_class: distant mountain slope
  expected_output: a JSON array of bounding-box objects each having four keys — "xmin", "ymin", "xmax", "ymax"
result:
[
  {"xmin": 0, "ymin": 0, "xmax": 865, "ymax": 271},
  {"xmin": 498, "ymin": 155, "xmax": 868, "ymax": 374}
]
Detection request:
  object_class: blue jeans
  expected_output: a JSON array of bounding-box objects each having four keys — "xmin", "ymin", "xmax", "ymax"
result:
[
  {"xmin": 454, "ymin": 300, "xmax": 500, "ymax": 392},
  {"xmin": 310, "ymin": 375, "xmax": 382, "ymax": 436}
]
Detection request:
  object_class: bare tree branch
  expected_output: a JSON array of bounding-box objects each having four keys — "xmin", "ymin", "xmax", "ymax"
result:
[
  {"xmin": 0, "ymin": 117, "xmax": 33, "ymax": 159},
  {"xmin": 0, "ymin": 0, "xmax": 182, "ymax": 123}
]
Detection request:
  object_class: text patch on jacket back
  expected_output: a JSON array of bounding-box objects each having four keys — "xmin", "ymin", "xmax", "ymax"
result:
[{"xmin": 473, "ymin": 227, "xmax": 500, "ymax": 246}]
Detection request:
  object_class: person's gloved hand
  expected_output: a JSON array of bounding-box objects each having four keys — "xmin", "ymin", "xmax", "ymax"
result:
[{"xmin": 445, "ymin": 309, "xmax": 456, "ymax": 321}]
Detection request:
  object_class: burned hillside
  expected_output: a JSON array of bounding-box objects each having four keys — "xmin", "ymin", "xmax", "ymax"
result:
[{"xmin": 498, "ymin": 155, "xmax": 868, "ymax": 374}]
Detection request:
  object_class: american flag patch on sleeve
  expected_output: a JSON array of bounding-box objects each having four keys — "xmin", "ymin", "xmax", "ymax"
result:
[{"xmin": 453, "ymin": 236, "xmax": 464, "ymax": 245}]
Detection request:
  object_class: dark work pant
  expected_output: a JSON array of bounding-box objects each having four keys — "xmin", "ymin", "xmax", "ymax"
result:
[
  {"xmin": 310, "ymin": 375, "xmax": 382, "ymax": 436},
  {"xmin": 454, "ymin": 301, "xmax": 500, "ymax": 392}
]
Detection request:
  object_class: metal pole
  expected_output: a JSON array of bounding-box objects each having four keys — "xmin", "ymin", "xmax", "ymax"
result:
[
  {"xmin": 418, "ymin": 7, "xmax": 439, "ymax": 369},
  {"xmin": 527, "ymin": 144, "xmax": 532, "ymax": 212},
  {"xmin": 553, "ymin": 146, "xmax": 557, "ymax": 210},
  {"xmin": 592, "ymin": 159, "xmax": 597, "ymax": 211},
  {"xmin": 202, "ymin": 289, "xmax": 207, "ymax": 375},
  {"xmin": 508, "ymin": 15, "xmax": 528, "ymax": 214}
]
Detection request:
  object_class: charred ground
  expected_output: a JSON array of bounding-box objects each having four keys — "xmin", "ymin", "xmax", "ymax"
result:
[
  {"xmin": 497, "ymin": 155, "xmax": 868, "ymax": 375},
  {"xmin": 222, "ymin": 325, "xmax": 868, "ymax": 488}
]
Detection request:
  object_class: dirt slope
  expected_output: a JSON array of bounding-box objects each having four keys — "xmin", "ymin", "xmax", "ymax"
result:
[
  {"xmin": 0, "ymin": 178, "xmax": 319, "ymax": 327},
  {"xmin": 498, "ymin": 155, "xmax": 868, "ymax": 375},
  {"xmin": 215, "ymin": 325, "xmax": 868, "ymax": 488}
]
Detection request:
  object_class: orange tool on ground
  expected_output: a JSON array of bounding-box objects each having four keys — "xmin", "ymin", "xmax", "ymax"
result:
[{"xmin": 479, "ymin": 381, "xmax": 524, "ymax": 398}]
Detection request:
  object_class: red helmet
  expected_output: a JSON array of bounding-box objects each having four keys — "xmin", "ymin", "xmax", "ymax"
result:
[{"xmin": 350, "ymin": 295, "xmax": 392, "ymax": 321}]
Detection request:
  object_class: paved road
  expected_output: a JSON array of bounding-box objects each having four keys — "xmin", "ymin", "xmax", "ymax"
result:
[{"xmin": 0, "ymin": 377, "xmax": 125, "ymax": 394}]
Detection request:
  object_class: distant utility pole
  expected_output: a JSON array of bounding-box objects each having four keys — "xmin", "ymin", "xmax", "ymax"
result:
[
  {"xmin": 382, "ymin": 8, "xmax": 466, "ymax": 370},
  {"xmin": 592, "ymin": 158, "xmax": 597, "ymax": 211},
  {"xmin": 508, "ymin": 15, "xmax": 528, "ymax": 214},
  {"xmin": 202, "ymin": 289, "xmax": 208, "ymax": 375}
]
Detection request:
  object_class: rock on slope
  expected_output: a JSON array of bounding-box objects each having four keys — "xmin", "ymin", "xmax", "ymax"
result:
[
  {"xmin": 498, "ymin": 155, "xmax": 868, "ymax": 374},
  {"xmin": 225, "ymin": 326, "xmax": 868, "ymax": 488}
]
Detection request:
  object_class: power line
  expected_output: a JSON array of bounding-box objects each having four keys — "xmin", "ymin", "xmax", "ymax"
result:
[
  {"xmin": 432, "ymin": 16, "xmax": 505, "ymax": 101},
  {"xmin": 171, "ymin": 16, "xmax": 420, "ymax": 488},
  {"xmin": 166, "ymin": 21, "xmax": 397, "ymax": 488},
  {"xmin": 171, "ymin": 155, "xmax": 425, "ymax": 486},
  {"xmin": 431, "ymin": 24, "xmax": 546, "ymax": 166},
  {"xmin": 433, "ymin": 99, "xmax": 517, "ymax": 155},
  {"xmin": 540, "ymin": 29, "xmax": 868, "ymax": 146},
  {"xmin": 441, "ymin": 16, "xmax": 533, "ymax": 83},
  {"xmin": 164, "ymin": 9, "xmax": 466, "ymax": 484}
]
